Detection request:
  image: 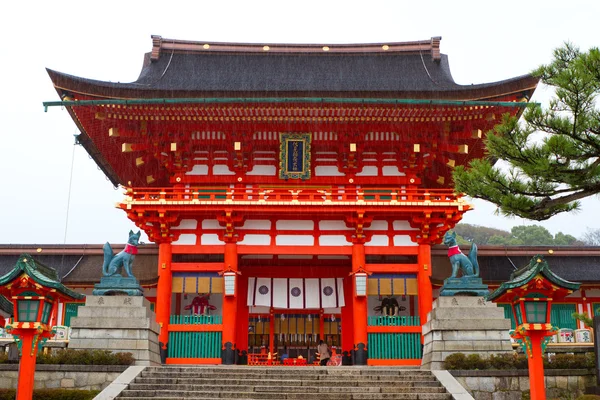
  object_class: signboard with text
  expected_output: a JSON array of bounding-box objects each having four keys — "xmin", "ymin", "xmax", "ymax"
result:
[{"xmin": 279, "ymin": 133, "xmax": 311, "ymax": 180}]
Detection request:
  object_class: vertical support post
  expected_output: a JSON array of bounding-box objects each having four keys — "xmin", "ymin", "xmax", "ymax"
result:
[
  {"xmin": 269, "ymin": 313, "xmax": 275, "ymax": 365},
  {"xmin": 341, "ymin": 276, "xmax": 354, "ymax": 362},
  {"xmin": 527, "ymin": 331, "xmax": 547, "ymax": 400},
  {"xmin": 156, "ymin": 241, "xmax": 172, "ymax": 363},
  {"xmin": 418, "ymin": 243, "xmax": 433, "ymax": 330},
  {"xmin": 319, "ymin": 310, "xmax": 325, "ymax": 343},
  {"xmin": 222, "ymin": 241, "xmax": 238, "ymax": 364},
  {"xmin": 16, "ymin": 332, "xmax": 36, "ymax": 400},
  {"xmin": 352, "ymin": 242, "xmax": 368, "ymax": 365}
]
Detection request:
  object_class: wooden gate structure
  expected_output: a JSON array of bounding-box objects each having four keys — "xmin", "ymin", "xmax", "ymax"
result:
[{"xmin": 46, "ymin": 35, "xmax": 538, "ymax": 365}]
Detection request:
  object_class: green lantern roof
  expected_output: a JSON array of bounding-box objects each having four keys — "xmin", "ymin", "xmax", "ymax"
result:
[
  {"xmin": 0, "ymin": 254, "xmax": 84, "ymax": 300},
  {"xmin": 486, "ymin": 255, "xmax": 580, "ymax": 302}
]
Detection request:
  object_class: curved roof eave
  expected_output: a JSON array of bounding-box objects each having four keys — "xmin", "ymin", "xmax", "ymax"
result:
[{"xmin": 47, "ymin": 68, "xmax": 538, "ymax": 102}]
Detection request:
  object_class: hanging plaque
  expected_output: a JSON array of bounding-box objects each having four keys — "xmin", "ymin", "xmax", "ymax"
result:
[{"xmin": 279, "ymin": 133, "xmax": 311, "ymax": 180}]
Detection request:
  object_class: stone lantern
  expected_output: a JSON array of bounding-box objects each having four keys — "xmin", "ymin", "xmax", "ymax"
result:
[
  {"xmin": 0, "ymin": 255, "xmax": 84, "ymax": 400},
  {"xmin": 487, "ymin": 255, "xmax": 580, "ymax": 400}
]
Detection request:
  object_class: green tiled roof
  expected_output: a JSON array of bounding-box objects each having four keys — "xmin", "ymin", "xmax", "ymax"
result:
[
  {"xmin": 0, "ymin": 254, "xmax": 84, "ymax": 300},
  {"xmin": 487, "ymin": 255, "xmax": 580, "ymax": 302}
]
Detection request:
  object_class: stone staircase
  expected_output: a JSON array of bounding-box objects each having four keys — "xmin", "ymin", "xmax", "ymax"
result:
[{"xmin": 116, "ymin": 366, "xmax": 453, "ymax": 399}]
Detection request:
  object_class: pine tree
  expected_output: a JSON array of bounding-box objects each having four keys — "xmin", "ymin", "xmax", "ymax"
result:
[{"xmin": 453, "ymin": 43, "xmax": 600, "ymax": 220}]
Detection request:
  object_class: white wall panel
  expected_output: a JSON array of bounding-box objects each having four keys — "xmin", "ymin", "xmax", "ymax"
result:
[
  {"xmin": 365, "ymin": 235, "xmax": 389, "ymax": 246},
  {"xmin": 319, "ymin": 221, "xmax": 352, "ymax": 230},
  {"xmin": 393, "ymin": 220, "xmax": 417, "ymax": 231},
  {"xmin": 319, "ymin": 235, "xmax": 351, "ymax": 246},
  {"xmin": 365, "ymin": 220, "xmax": 388, "ymax": 230},
  {"xmin": 201, "ymin": 234, "xmax": 224, "ymax": 245},
  {"xmin": 315, "ymin": 166, "xmax": 344, "ymax": 176},
  {"xmin": 393, "ymin": 235, "xmax": 417, "ymax": 246},
  {"xmin": 174, "ymin": 234, "xmax": 197, "ymax": 245},
  {"xmin": 172, "ymin": 219, "xmax": 198, "ymax": 230},
  {"xmin": 247, "ymin": 165, "xmax": 277, "ymax": 176},
  {"xmin": 240, "ymin": 220, "xmax": 271, "ymax": 230},
  {"xmin": 382, "ymin": 166, "xmax": 405, "ymax": 176},
  {"xmin": 276, "ymin": 235, "xmax": 314, "ymax": 246},
  {"xmin": 238, "ymin": 234, "xmax": 271, "ymax": 246},
  {"xmin": 186, "ymin": 165, "xmax": 208, "ymax": 175},
  {"xmin": 213, "ymin": 165, "xmax": 235, "ymax": 175},
  {"xmin": 202, "ymin": 219, "xmax": 221, "ymax": 229},
  {"xmin": 356, "ymin": 166, "xmax": 378, "ymax": 176},
  {"xmin": 276, "ymin": 220, "xmax": 314, "ymax": 230}
]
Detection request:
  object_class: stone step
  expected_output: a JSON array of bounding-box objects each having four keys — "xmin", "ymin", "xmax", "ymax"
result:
[
  {"xmin": 118, "ymin": 390, "xmax": 451, "ymax": 399},
  {"xmin": 127, "ymin": 383, "xmax": 447, "ymax": 394},
  {"xmin": 142, "ymin": 367, "xmax": 430, "ymax": 376},
  {"xmin": 140, "ymin": 371, "xmax": 436, "ymax": 380},
  {"xmin": 139, "ymin": 374, "xmax": 438, "ymax": 383},
  {"xmin": 133, "ymin": 377, "xmax": 442, "ymax": 388},
  {"xmin": 116, "ymin": 365, "xmax": 451, "ymax": 400}
]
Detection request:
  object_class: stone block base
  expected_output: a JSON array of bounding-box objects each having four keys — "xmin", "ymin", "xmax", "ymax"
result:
[
  {"xmin": 421, "ymin": 296, "xmax": 513, "ymax": 370},
  {"xmin": 69, "ymin": 296, "xmax": 161, "ymax": 366}
]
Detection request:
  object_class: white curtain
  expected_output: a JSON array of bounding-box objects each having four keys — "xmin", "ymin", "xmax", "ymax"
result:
[{"xmin": 247, "ymin": 277, "xmax": 345, "ymax": 309}]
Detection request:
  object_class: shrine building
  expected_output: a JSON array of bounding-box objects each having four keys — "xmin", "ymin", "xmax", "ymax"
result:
[{"xmin": 45, "ymin": 35, "xmax": 538, "ymax": 366}]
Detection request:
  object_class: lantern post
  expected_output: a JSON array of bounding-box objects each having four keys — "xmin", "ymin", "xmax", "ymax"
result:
[
  {"xmin": 487, "ymin": 255, "xmax": 580, "ymax": 400},
  {"xmin": 0, "ymin": 255, "xmax": 84, "ymax": 400}
]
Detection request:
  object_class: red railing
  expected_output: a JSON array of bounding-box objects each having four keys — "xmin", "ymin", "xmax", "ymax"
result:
[{"xmin": 123, "ymin": 186, "xmax": 463, "ymax": 205}]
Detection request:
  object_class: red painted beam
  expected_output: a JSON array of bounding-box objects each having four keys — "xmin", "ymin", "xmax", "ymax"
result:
[{"xmin": 171, "ymin": 262, "xmax": 225, "ymax": 272}]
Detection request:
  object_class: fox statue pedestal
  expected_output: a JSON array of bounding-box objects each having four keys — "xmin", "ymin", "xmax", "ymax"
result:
[
  {"xmin": 68, "ymin": 295, "xmax": 161, "ymax": 366},
  {"xmin": 421, "ymin": 296, "xmax": 513, "ymax": 370},
  {"xmin": 93, "ymin": 276, "xmax": 143, "ymax": 296}
]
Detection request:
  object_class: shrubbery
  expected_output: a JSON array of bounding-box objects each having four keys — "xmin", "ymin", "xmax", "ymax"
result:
[
  {"xmin": 0, "ymin": 389, "xmax": 100, "ymax": 400},
  {"xmin": 444, "ymin": 352, "xmax": 595, "ymax": 370},
  {"xmin": 0, "ymin": 349, "xmax": 134, "ymax": 365}
]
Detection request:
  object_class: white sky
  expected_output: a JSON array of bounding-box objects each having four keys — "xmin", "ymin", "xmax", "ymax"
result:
[{"xmin": 1, "ymin": 0, "xmax": 599, "ymax": 245}]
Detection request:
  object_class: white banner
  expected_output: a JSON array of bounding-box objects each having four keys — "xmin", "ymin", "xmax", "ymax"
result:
[
  {"xmin": 289, "ymin": 278, "xmax": 305, "ymax": 309},
  {"xmin": 251, "ymin": 278, "xmax": 273, "ymax": 307},
  {"xmin": 247, "ymin": 278, "xmax": 344, "ymax": 309},
  {"xmin": 272, "ymin": 278, "xmax": 288, "ymax": 309},
  {"xmin": 305, "ymin": 279, "xmax": 320, "ymax": 309}
]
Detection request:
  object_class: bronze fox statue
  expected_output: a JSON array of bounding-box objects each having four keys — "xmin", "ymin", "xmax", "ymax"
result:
[
  {"xmin": 102, "ymin": 230, "xmax": 141, "ymax": 277},
  {"xmin": 442, "ymin": 231, "xmax": 479, "ymax": 278}
]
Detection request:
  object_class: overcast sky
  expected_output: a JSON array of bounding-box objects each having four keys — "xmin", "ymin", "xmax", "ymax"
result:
[{"xmin": 1, "ymin": 0, "xmax": 599, "ymax": 245}]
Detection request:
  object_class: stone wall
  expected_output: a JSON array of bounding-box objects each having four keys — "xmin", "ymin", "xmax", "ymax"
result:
[
  {"xmin": 0, "ymin": 365, "xmax": 128, "ymax": 391},
  {"xmin": 451, "ymin": 370, "xmax": 596, "ymax": 400}
]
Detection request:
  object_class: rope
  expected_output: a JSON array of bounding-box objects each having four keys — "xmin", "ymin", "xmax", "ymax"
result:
[
  {"xmin": 419, "ymin": 47, "xmax": 437, "ymax": 85},
  {"xmin": 63, "ymin": 142, "xmax": 76, "ymax": 244}
]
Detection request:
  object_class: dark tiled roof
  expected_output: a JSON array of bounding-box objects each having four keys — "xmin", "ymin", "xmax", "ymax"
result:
[
  {"xmin": 0, "ymin": 255, "xmax": 84, "ymax": 300},
  {"xmin": 0, "ymin": 245, "xmax": 159, "ymax": 286},
  {"xmin": 47, "ymin": 36, "xmax": 537, "ymax": 100},
  {"xmin": 487, "ymin": 255, "xmax": 580, "ymax": 301},
  {"xmin": 432, "ymin": 252, "xmax": 600, "ymax": 284},
  {"xmin": 1, "ymin": 245, "xmax": 598, "ymax": 287}
]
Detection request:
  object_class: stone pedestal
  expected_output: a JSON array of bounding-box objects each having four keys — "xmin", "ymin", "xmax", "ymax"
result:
[
  {"xmin": 69, "ymin": 296, "xmax": 161, "ymax": 366},
  {"xmin": 421, "ymin": 296, "xmax": 513, "ymax": 370},
  {"xmin": 439, "ymin": 277, "xmax": 489, "ymax": 297},
  {"xmin": 92, "ymin": 276, "xmax": 143, "ymax": 296}
]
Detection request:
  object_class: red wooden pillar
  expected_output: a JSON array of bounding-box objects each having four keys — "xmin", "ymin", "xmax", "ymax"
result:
[
  {"xmin": 236, "ymin": 274, "xmax": 249, "ymax": 355},
  {"xmin": 222, "ymin": 241, "xmax": 238, "ymax": 364},
  {"xmin": 352, "ymin": 242, "xmax": 368, "ymax": 365},
  {"xmin": 527, "ymin": 330, "xmax": 547, "ymax": 400},
  {"xmin": 16, "ymin": 332, "xmax": 37, "ymax": 400},
  {"xmin": 417, "ymin": 243, "xmax": 433, "ymax": 327},
  {"xmin": 341, "ymin": 276, "xmax": 354, "ymax": 355},
  {"xmin": 156, "ymin": 241, "xmax": 172, "ymax": 361}
]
